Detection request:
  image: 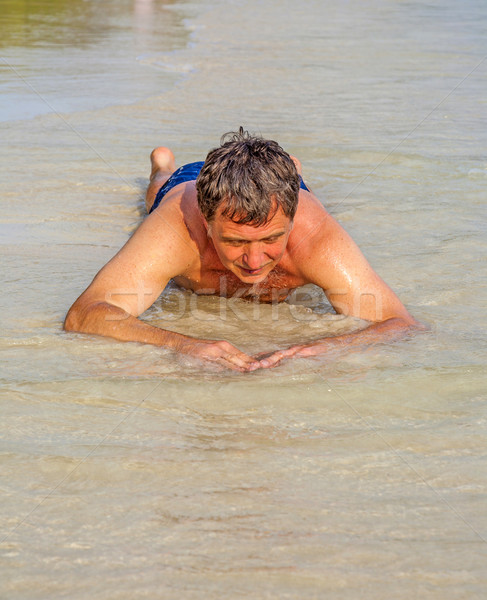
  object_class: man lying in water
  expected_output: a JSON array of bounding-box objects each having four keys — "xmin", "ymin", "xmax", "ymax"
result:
[{"xmin": 64, "ymin": 128, "xmax": 421, "ymax": 371}]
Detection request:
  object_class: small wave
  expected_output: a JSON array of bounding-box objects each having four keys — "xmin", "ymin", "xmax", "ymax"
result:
[{"xmin": 136, "ymin": 52, "xmax": 195, "ymax": 75}]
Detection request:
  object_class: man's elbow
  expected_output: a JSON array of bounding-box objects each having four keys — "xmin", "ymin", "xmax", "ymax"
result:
[
  {"xmin": 64, "ymin": 303, "xmax": 84, "ymax": 333},
  {"xmin": 63, "ymin": 299, "xmax": 98, "ymax": 333},
  {"xmin": 64, "ymin": 300, "xmax": 131, "ymax": 335}
]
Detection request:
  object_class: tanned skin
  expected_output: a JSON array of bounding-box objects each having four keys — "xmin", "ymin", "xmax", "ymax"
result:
[{"xmin": 65, "ymin": 147, "xmax": 421, "ymax": 372}]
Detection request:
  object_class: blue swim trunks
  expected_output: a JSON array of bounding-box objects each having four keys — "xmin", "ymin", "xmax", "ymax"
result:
[{"xmin": 150, "ymin": 161, "xmax": 310, "ymax": 213}]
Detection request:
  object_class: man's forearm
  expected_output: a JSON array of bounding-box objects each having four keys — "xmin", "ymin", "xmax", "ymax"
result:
[
  {"xmin": 324, "ymin": 317, "xmax": 419, "ymax": 347},
  {"xmin": 259, "ymin": 317, "xmax": 422, "ymax": 367},
  {"xmin": 64, "ymin": 300, "xmax": 261, "ymax": 371},
  {"xmin": 64, "ymin": 301, "xmax": 189, "ymax": 350},
  {"xmin": 296, "ymin": 317, "xmax": 423, "ymax": 356}
]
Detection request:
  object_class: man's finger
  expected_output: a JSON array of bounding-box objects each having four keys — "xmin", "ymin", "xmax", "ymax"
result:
[
  {"xmin": 217, "ymin": 356, "xmax": 260, "ymax": 372},
  {"xmin": 258, "ymin": 351, "xmax": 285, "ymax": 369},
  {"xmin": 258, "ymin": 345, "xmax": 304, "ymax": 368},
  {"xmin": 225, "ymin": 351, "xmax": 260, "ymax": 371},
  {"xmin": 216, "ymin": 357, "xmax": 247, "ymax": 372},
  {"xmin": 212, "ymin": 345, "xmax": 261, "ymax": 371}
]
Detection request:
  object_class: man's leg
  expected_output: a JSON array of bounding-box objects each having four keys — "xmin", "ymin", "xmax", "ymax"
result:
[{"xmin": 145, "ymin": 147, "xmax": 177, "ymax": 213}]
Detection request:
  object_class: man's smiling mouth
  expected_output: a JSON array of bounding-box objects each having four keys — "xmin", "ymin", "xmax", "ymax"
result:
[{"xmin": 237, "ymin": 265, "xmax": 269, "ymax": 276}]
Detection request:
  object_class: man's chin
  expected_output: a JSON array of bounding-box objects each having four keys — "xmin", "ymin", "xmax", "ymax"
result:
[{"xmin": 234, "ymin": 265, "xmax": 270, "ymax": 283}]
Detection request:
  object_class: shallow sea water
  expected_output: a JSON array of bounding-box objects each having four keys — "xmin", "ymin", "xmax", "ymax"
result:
[{"xmin": 1, "ymin": 0, "xmax": 486, "ymax": 598}]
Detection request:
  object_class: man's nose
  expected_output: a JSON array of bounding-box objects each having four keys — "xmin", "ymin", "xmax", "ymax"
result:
[{"xmin": 243, "ymin": 244, "xmax": 264, "ymax": 269}]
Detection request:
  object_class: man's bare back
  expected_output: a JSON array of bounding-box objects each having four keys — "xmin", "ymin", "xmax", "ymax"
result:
[{"xmin": 65, "ymin": 130, "xmax": 420, "ymax": 371}]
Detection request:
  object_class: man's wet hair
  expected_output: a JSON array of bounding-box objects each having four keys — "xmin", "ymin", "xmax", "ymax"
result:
[{"xmin": 196, "ymin": 127, "xmax": 300, "ymax": 225}]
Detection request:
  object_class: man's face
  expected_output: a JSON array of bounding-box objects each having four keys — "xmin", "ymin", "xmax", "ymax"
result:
[{"xmin": 206, "ymin": 206, "xmax": 293, "ymax": 284}]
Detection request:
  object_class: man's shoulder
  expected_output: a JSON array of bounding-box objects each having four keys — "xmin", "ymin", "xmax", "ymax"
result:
[
  {"xmin": 149, "ymin": 182, "xmax": 198, "ymax": 221},
  {"xmin": 287, "ymin": 193, "xmax": 354, "ymax": 284},
  {"xmin": 290, "ymin": 193, "xmax": 332, "ymax": 248},
  {"xmin": 145, "ymin": 186, "xmax": 206, "ymax": 256}
]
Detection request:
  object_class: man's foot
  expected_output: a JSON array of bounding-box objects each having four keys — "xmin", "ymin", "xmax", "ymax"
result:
[
  {"xmin": 290, "ymin": 155, "xmax": 302, "ymax": 176},
  {"xmin": 150, "ymin": 147, "xmax": 176, "ymax": 181},
  {"xmin": 146, "ymin": 147, "xmax": 177, "ymax": 212}
]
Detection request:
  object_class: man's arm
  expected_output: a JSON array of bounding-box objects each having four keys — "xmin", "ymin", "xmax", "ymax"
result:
[
  {"xmin": 64, "ymin": 207, "xmax": 260, "ymax": 372},
  {"xmin": 260, "ymin": 209, "xmax": 422, "ymax": 367}
]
